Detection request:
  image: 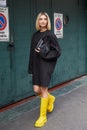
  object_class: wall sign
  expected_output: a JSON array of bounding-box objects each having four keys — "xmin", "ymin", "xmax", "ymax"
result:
[
  {"xmin": 0, "ymin": 0, "xmax": 6, "ymax": 7},
  {"xmin": 0, "ymin": 7, "xmax": 9, "ymax": 42},
  {"xmin": 54, "ymin": 13, "xmax": 63, "ymax": 38}
]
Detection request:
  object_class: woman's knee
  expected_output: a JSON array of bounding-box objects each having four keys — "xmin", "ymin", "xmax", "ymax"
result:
[{"xmin": 33, "ymin": 85, "xmax": 41, "ymax": 94}]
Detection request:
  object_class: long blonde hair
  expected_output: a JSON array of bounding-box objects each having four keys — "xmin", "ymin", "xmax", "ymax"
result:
[{"xmin": 35, "ymin": 12, "xmax": 51, "ymax": 30}]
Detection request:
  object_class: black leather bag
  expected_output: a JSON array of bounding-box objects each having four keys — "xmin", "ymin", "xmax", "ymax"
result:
[
  {"xmin": 36, "ymin": 36, "xmax": 61, "ymax": 61},
  {"xmin": 36, "ymin": 38, "xmax": 50, "ymax": 56}
]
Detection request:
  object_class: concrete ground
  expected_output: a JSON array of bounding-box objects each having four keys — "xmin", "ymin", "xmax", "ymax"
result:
[{"xmin": 0, "ymin": 76, "xmax": 87, "ymax": 130}]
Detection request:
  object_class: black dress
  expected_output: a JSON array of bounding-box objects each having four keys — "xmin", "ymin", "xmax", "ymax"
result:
[{"xmin": 28, "ymin": 30, "xmax": 60, "ymax": 87}]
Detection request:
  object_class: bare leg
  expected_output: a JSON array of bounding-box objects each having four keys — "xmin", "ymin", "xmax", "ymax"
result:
[
  {"xmin": 40, "ymin": 87, "xmax": 48, "ymax": 98},
  {"xmin": 33, "ymin": 85, "xmax": 41, "ymax": 95},
  {"xmin": 33, "ymin": 85, "xmax": 48, "ymax": 97}
]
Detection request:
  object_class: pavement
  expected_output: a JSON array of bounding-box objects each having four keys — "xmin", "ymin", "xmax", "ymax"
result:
[{"xmin": 0, "ymin": 75, "xmax": 87, "ymax": 130}]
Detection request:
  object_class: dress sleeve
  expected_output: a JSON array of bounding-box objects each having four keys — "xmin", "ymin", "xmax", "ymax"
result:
[{"xmin": 49, "ymin": 32, "xmax": 61, "ymax": 52}]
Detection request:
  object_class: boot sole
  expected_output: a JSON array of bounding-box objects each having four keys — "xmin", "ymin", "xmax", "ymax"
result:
[{"xmin": 34, "ymin": 119, "xmax": 47, "ymax": 127}]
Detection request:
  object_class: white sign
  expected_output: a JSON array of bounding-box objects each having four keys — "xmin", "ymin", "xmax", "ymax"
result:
[
  {"xmin": 0, "ymin": 0, "xmax": 6, "ymax": 7},
  {"xmin": 54, "ymin": 13, "xmax": 63, "ymax": 38},
  {"xmin": 0, "ymin": 7, "xmax": 9, "ymax": 42}
]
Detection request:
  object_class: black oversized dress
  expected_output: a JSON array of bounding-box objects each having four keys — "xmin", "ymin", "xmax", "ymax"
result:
[{"xmin": 28, "ymin": 30, "xmax": 60, "ymax": 87}]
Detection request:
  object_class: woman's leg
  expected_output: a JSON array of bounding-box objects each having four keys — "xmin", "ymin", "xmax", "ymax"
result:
[
  {"xmin": 33, "ymin": 85, "xmax": 41, "ymax": 95},
  {"xmin": 33, "ymin": 85, "xmax": 55, "ymax": 113},
  {"xmin": 33, "ymin": 85, "xmax": 48, "ymax": 97},
  {"xmin": 40, "ymin": 87, "xmax": 48, "ymax": 98},
  {"xmin": 34, "ymin": 86, "xmax": 48, "ymax": 127},
  {"xmin": 40, "ymin": 87, "xmax": 55, "ymax": 113}
]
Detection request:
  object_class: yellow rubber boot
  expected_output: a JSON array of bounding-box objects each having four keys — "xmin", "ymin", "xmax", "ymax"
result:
[
  {"xmin": 34, "ymin": 97, "xmax": 48, "ymax": 127},
  {"xmin": 47, "ymin": 93, "xmax": 55, "ymax": 112}
]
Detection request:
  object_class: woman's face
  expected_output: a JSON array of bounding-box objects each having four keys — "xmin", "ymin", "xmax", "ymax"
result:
[{"xmin": 38, "ymin": 15, "xmax": 48, "ymax": 28}]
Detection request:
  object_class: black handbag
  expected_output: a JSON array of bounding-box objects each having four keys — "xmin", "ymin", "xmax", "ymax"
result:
[
  {"xmin": 35, "ymin": 35, "xmax": 61, "ymax": 61},
  {"xmin": 36, "ymin": 38, "xmax": 50, "ymax": 56}
]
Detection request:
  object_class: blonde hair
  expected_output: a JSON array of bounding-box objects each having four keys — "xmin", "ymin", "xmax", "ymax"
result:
[{"xmin": 36, "ymin": 12, "xmax": 51, "ymax": 30}]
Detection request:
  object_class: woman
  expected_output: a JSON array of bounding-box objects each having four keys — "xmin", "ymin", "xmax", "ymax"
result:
[{"xmin": 28, "ymin": 12, "xmax": 61, "ymax": 127}]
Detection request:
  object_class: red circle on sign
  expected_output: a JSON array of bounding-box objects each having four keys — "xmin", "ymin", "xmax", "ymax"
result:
[
  {"xmin": 0, "ymin": 13, "xmax": 7, "ymax": 30},
  {"xmin": 55, "ymin": 18, "xmax": 62, "ymax": 30}
]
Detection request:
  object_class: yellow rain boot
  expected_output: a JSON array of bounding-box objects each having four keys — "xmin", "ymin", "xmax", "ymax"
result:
[
  {"xmin": 34, "ymin": 97, "xmax": 48, "ymax": 127},
  {"xmin": 47, "ymin": 93, "xmax": 55, "ymax": 112}
]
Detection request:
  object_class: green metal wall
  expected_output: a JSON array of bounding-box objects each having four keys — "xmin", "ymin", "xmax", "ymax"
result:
[
  {"xmin": 0, "ymin": 0, "xmax": 87, "ymax": 107},
  {"xmin": 51, "ymin": 0, "xmax": 87, "ymax": 86}
]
